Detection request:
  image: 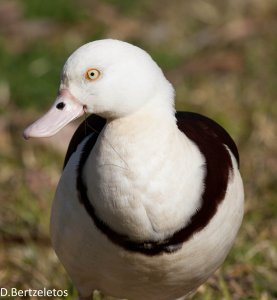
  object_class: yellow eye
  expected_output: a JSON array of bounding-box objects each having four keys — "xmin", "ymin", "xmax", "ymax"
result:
[{"xmin": 85, "ymin": 68, "xmax": 101, "ymax": 81}]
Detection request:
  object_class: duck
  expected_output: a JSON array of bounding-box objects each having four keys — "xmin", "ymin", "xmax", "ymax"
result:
[{"xmin": 23, "ymin": 39, "xmax": 244, "ymax": 300}]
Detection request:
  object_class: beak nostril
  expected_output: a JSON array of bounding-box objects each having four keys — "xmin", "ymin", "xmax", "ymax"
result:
[{"xmin": 56, "ymin": 102, "xmax": 66, "ymax": 110}]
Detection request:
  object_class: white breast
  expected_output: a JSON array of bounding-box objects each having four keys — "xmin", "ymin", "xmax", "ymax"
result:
[{"xmin": 83, "ymin": 117, "xmax": 205, "ymax": 241}]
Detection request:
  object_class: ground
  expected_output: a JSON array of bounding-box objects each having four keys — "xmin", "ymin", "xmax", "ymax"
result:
[{"xmin": 0, "ymin": 0, "xmax": 276, "ymax": 299}]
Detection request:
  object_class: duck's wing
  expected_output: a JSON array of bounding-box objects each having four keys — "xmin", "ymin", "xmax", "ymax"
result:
[
  {"xmin": 176, "ymin": 111, "xmax": 239, "ymax": 166},
  {"xmin": 63, "ymin": 114, "xmax": 106, "ymax": 169}
]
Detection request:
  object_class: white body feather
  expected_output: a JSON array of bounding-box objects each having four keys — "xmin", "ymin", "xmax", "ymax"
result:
[{"xmin": 50, "ymin": 105, "xmax": 244, "ymax": 300}]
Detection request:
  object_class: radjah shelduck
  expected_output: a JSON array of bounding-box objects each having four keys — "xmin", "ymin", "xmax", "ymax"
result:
[{"xmin": 24, "ymin": 39, "xmax": 244, "ymax": 300}]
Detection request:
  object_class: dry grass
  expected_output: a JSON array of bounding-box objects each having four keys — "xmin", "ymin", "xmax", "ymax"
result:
[{"xmin": 0, "ymin": 0, "xmax": 276, "ymax": 299}]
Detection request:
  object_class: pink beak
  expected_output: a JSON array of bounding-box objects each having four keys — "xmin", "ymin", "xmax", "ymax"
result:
[{"xmin": 23, "ymin": 90, "xmax": 85, "ymax": 139}]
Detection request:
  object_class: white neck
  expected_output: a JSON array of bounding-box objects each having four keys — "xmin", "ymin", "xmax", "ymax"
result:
[{"xmin": 105, "ymin": 93, "xmax": 176, "ymax": 139}]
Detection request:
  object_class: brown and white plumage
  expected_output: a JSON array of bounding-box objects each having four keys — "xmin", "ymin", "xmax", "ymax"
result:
[{"xmin": 24, "ymin": 39, "xmax": 244, "ymax": 300}]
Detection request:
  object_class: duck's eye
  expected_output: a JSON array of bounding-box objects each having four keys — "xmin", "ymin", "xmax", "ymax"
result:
[{"xmin": 85, "ymin": 68, "xmax": 101, "ymax": 81}]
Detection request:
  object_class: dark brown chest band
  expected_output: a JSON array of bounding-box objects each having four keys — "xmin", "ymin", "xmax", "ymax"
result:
[{"xmin": 75, "ymin": 112, "xmax": 236, "ymax": 256}]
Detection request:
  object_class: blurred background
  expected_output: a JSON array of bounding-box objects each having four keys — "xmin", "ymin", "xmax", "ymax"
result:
[{"xmin": 0, "ymin": 0, "xmax": 276, "ymax": 299}]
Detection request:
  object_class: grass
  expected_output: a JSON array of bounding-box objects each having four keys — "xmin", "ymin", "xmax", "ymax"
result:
[
  {"xmin": 23, "ymin": 0, "xmax": 84, "ymax": 22},
  {"xmin": 0, "ymin": 0, "xmax": 276, "ymax": 299}
]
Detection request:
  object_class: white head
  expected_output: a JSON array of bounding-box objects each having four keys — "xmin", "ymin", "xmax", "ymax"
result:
[{"xmin": 23, "ymin": 39, "xmax": 174, "ymax": 138}]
